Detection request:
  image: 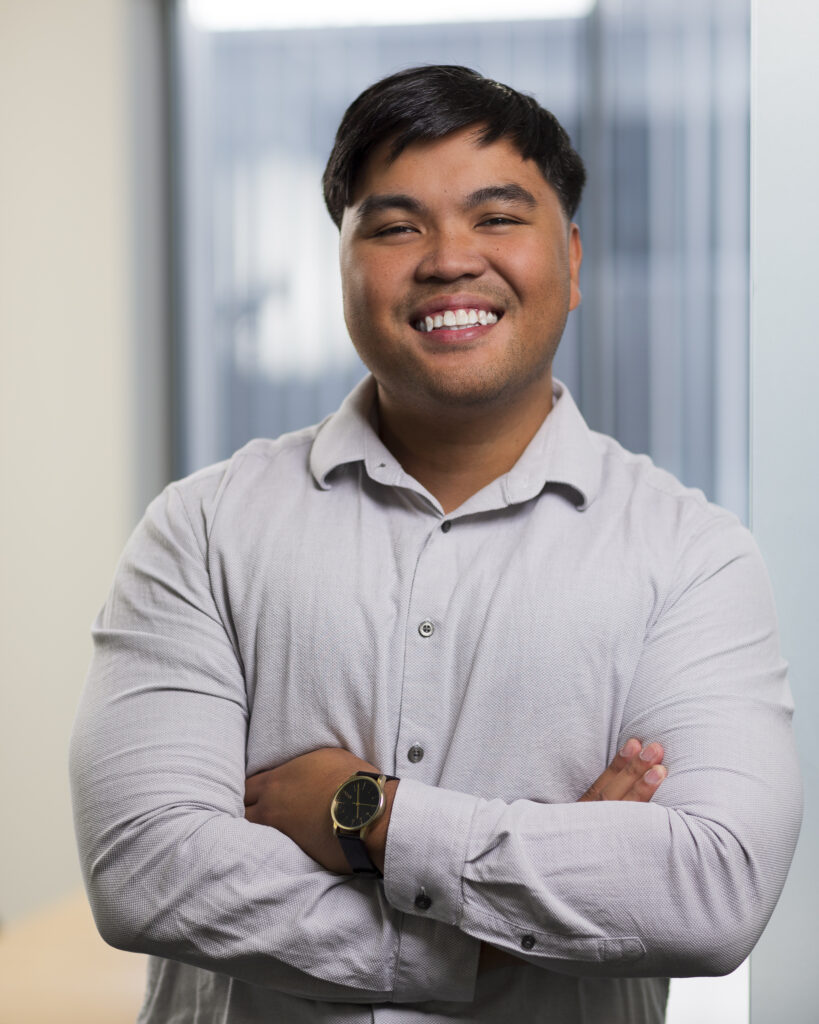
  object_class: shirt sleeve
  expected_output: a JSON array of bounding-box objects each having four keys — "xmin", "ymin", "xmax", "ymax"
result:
[
  {"xmin": 69, "ymin": 482, "xmax": 479, "ymax": 1003},
  {"xmin": 383, "ymin": 514, "xmax": 802, "ymax": 977}
]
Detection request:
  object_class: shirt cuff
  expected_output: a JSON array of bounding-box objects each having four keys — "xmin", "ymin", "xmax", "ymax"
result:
[
  {"xmin": 384, "ymin": 778, "xmax": 482, "ymax": 1001},
  {"xmin": 384, "ymin": 777, "xmax": 480, "ymax": 924}
]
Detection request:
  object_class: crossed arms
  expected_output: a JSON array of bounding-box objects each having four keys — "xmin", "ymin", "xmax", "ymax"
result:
[
  {"xmin": 243, "ymin": 741, "xmax": 666, "ymax": 877},
  {"xmin": 69, "ymin": 479, "xmax": 803, "ymax": 1003},
  {"xmin": 244, "ymin": 739, "xmax": 668, "ymax": 975}
]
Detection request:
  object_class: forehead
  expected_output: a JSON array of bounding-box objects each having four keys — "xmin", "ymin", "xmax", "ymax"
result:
[{"xmin": 351, "ymin": 127, "xmax": 553, "ymax": 207}]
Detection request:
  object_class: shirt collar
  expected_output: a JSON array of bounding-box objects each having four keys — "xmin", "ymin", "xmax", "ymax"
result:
[
  {"xmin": 310, "ymin": 376, "xmax": 410, "ymax": 492},
  {"xmin": 310, "ymin": 375, "xmax": 602, "ymax": 511},
  {"xmin": 500, "ymin": 380, "xmax": 602, "ymax": 511}
]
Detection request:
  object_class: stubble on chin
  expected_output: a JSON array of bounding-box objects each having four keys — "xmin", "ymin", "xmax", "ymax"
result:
[{"xmin": 377, "ymin": 342, "xmax": 557, "ymax": 417}]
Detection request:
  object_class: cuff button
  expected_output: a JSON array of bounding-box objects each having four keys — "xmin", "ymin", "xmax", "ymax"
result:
[
  {"xmin": 414, "ymin": 892, "xmax": 432, "ymax": 911},
  {"xmin": 521, "ymin": 934, "xmax": 536, "ymax": 951}
]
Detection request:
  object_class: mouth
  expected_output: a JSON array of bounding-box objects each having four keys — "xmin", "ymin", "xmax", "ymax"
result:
[{"xmin": 412, "ymin": 306, "xmax": 503, "ymax": 333}]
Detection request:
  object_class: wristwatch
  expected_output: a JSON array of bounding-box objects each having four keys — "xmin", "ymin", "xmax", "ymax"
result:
[{"xmin": 331, "ymin": 771, "xmax": 399, "ymax": 877}]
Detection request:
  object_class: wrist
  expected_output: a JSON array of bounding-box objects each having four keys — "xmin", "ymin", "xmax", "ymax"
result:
[{"xmin": 363, "ymin": 779, "xmax": 399, "ymax": 874}]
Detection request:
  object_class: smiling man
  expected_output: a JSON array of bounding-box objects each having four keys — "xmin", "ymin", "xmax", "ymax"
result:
[
  {"xmin": 337, "ymin": 126, "xmax": 582, "ymax": 514},
  {"xmin": 70, "ymin": 67, "xmax": 801, "ymax": 1024}
]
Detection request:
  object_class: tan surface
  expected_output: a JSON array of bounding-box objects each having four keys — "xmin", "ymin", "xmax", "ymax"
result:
[{"xmin": 0, "ymin": 889, "xmax": 146, "ymax": 1024}]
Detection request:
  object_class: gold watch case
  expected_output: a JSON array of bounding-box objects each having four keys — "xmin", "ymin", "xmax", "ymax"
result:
[{"xmin": 330, "ymin": 773, "xmax": 388, "ymax": 837}]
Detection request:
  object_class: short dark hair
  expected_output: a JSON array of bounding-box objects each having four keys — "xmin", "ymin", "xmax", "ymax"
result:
[{"xmin": 322, "ymin": 65, "xmax": 586, "ymax": 228}]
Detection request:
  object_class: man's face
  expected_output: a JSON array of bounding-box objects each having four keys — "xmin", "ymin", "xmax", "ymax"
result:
[{"xmin": 338, "ymin": 126, "xmax": 582, "ymax": 419}]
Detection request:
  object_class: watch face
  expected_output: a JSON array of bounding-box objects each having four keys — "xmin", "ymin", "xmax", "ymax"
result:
[{"xmin": 333, "ymin": 777, "xmax": 382, "ymax": 829}]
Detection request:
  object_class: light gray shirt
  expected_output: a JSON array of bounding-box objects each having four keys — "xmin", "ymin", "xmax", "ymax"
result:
[{"xmin": 70, "ymin": 377, "xmax": 801, "ymax": 1024}]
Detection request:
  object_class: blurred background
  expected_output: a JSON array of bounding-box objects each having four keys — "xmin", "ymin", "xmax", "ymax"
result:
[{"xmin": 1, "ymin": 0, "xmax": 815, "ymax": 1021}]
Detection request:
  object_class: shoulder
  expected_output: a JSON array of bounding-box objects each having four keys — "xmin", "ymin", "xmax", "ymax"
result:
[
  {"xmin": 591, "ymin": 429, "xmax": 745, "ymax": 536},
  {"xmin": 149, "ymin": 424, "xmax": 322, "ymax": 550},
  {"xmin": 587, "ymin": 431, "xmax": 762, "ymax": 610}
]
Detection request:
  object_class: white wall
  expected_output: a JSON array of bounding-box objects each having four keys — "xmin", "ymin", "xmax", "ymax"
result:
[
  {"xmin": 749, "ymin": 0, "xmax": 819, "ymax": 1019},
  {"xmin": 0, "ymin": 0, "xmax": 135, "ymax": 922}
]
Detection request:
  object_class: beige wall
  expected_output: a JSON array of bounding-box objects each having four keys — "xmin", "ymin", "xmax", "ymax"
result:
[{"xmin": 0, "ymin": 0, "xmax": 134, "ymax": 922}]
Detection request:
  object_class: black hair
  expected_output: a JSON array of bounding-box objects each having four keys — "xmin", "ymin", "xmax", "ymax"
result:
[{"xmin": 322, "ymin": 65, "xmax": 586, "ymax": 228}]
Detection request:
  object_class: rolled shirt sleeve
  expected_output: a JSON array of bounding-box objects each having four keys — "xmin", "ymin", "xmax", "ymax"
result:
[
  {"xmin": 383, "ymin": 516, "xmax": 802, "ymax": 978},
  {"xmin": 69, "ymin": 481, "xmax": 480, "ymax": 1004}
]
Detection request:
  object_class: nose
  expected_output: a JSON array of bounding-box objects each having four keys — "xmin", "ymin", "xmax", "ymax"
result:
[{"xmin": 414, "ymin": 228, "xmax": 488, "ymax": 282}]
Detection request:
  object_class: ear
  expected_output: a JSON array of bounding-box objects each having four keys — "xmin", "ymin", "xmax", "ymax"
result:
[{"xmin": 568, "ymin": 223, "xmax": 583, "ymax": 311}]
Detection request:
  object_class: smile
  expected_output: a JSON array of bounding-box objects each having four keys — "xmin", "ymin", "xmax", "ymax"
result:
[{"xmin": 413, "ymin": 308, "xmax": 501, "ymax": 333}]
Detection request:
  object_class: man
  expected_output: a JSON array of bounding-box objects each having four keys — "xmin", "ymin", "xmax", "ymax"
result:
[{"xmin": 70, "ymin": 66, "xmax": 801, "ymax": 1023}]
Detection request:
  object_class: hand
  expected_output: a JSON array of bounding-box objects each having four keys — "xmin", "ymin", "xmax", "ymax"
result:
[
  {"xmin": 245, "ymin": 747, "xmax": 387, "ymax": 874},
  {"xmin": 577, "ymin": 737, "xmax": 666, "ymax": 803},
  {"xmin": 479, "ymin": 738, "xmax": 667, "ymax": 973}
]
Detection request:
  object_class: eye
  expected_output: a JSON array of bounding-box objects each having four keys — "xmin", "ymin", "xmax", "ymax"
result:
[
  {"xmin": 372, "ymin": 223, "xmax": 419, "ymax": 238},
  {"xmin": 478, "ymin": 215, "xmax": 521, "ymax": 228}
]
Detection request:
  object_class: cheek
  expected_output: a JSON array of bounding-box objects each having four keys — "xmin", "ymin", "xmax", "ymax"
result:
[
  {"xmin": 341, "ymin": 269, "xmax": 372, "ymax": 331},
  {"xmin": 517, "ymin": 254, "xmax": 570, "ymax": 311},
  {"xmin": 343, "ymin": 255, "xmax": 382, "ymax": 307},
  {"xmin": 345, "ymin": 276, "xmax": 402, "ymax": 338}
]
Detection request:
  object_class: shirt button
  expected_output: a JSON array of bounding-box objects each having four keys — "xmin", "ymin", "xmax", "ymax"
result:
[
  {"xmin": 521, "ymin": 934, "xmax": 536, "ymax": 951},
  {"xmin": 441, "ymin": 520, "xmax": 452, "ymax": 533},
  {"xmin": 418, "ymin": 620, "xmax": 434, "ymax": 637},
  {"xmin": 415, "ymin": 892, "xmax": 432, "ymax": 910},
  {"xmin": 408, "ymin": 744, "xmax": 424, "ymax": 763}
]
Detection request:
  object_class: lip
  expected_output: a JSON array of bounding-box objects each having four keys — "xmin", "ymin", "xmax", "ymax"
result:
[
  {"xmin": 409, "ymin": 293, "xmax": 504, "ymax": 322},
  {"xmin": 417, "ymin": 322, "xmax": 497, "ymax": 346}
]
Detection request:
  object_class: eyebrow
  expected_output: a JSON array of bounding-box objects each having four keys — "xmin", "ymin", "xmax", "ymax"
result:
[
  {"xmin": 355, "ymin": 183, "xmax": 538, "ymax": 222},
  {"xmin": 355, "ymin": 194, "xmax": 424, "ymax": 221},
  {"xmin": 463, "ymin": 184, "xmax": 537, "ymax": 210}
]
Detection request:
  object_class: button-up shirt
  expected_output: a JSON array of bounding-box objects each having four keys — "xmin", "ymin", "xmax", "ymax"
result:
[{"xmin": 70, "ymin": 377, "xmax": 802, "ymax": 1024}]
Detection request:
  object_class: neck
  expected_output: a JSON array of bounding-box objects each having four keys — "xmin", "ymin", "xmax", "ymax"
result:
[{"xmin": 376, "ymin": 382, "xmax": 554, "ymax": 514}]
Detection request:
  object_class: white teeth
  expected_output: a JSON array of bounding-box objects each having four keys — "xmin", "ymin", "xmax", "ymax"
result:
[{"xmin": 414, "ymin": 307, "xmax": 500, "ymax": 332}]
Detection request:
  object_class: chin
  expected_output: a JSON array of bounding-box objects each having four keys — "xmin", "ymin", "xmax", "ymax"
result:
[{"xmin": 409, "ymin": 373, "xmax": 533, "ymax": 412}]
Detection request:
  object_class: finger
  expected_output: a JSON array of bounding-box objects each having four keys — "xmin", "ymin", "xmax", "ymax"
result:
[
  {"xmin": 597, "ymin": 742, "xmax": 665, "ymax": 802},
  {"xmin": 244, "ymin": 802, "xmax": 260, "ymax": 823},
  {"xmin": 620, "ymin": 763, "xmax": 667, "ymax": 802},
  {"xmin": 578, "ymin": 738, "xmax": 642, "ymax": 802},
  {"xmin": 610, "ymin": 737, "xmax": 642, "ymax": 772}
]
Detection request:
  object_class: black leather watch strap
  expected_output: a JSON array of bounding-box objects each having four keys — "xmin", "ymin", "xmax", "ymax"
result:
[{"xmin": 337, "ymin": 834, "xmax": 382, "ymax": 876}]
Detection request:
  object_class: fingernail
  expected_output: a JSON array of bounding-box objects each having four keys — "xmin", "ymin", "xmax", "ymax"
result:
[
  {"xmin": 645, "ymin": 765, "xmax": 666, "ymax": 785},
  {"xmin": 639, "ymin": 743, "xmax": 657, "ymax": 762},
  {"xmin": 619, "ymin": 739, "xmax": 638, "ymax": 758}
]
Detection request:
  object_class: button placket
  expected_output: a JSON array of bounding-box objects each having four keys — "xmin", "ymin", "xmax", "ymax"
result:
[{"xmin": 396, "ymin": 520, "xmax": 459, "ymax": 781}]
